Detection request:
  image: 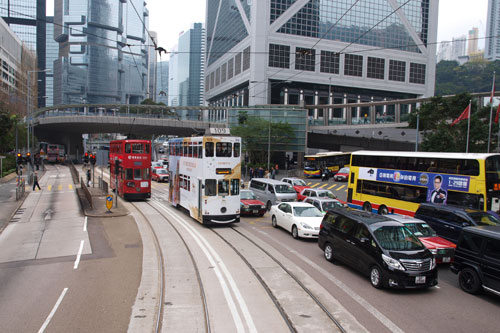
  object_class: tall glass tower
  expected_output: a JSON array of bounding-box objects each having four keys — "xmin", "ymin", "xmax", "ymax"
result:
[
  {"xmin": 53, "ymin": 0, "xmax": 151, "ymax": 105},
  {"xmin": 156, "ymin": 60, "xmax": 169, "ymax": 105},
  {"xmin": 45, "ymin": 16, "xmax": 58, "ymax": 107},
  {"xmin": 205, "ymin": 0, "xmax": 438, "ymax": 112},
  {"xmin": 486, "ymin": 0, "xmax": 500, "ymax": 60},
  {"xmin": 1, "ymin": 0, "xmax": 47, "ymax": 107}
]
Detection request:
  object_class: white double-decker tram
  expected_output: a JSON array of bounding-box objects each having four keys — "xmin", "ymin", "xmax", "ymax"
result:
[{"xmin": 168, "ymin": 130, "xmax": 241, "ymax": 225}]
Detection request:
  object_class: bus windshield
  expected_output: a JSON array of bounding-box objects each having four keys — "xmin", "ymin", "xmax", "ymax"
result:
[{"xmin": 371, "ymin": 225, "xmax": 425, "ymax": 251}]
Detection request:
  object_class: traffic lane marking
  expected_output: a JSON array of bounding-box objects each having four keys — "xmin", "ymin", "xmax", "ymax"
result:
[
  {"xmin": 319, "ymin": 183, "xmax": 327, "ymax": 189},
  {"xmin": 337, "ymin": 185, "xmax": 346, "ymax": 190},
  {"xmin": 328, "ymin": 184, "xmax": 336, "ymax": 190},
  {"xmin": 73, "ymin": 240, "xmax": 85, "ymax": 269},
  {"xmin": 38, "ymin": 287, "xmax": 69, "ymax": 333},
  {"xmin": 310, "ymin": 183, "xmax": 320, "ymax": 188}
]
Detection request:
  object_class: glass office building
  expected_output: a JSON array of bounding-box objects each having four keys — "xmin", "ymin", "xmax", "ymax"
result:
[
  {"xmin": 53, "ymin": 0, "xmax": 151, "ymax": 105},
  {"xmin": 1, "ymin": 0, "xmax": 47, "ymax": 107},
  {"xmin": 156, "ymin": 60, "xmax": 169, "ymax": 105},
  {"xmin": 45, "ymin": 16, "xmax": 58, "ymax": 107},
  {"xmin": 205, "ymin": 0, "xmax": 438, "ymax": 118}
]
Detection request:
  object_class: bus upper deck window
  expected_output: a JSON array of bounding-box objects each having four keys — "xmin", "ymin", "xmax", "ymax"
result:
[
  {"xmin": 206, "ymin": 142, "xmax": 214, "ymax": 157},
  {"xmin": 234, "ymin": 143, "xmax": 240, "ymax": 158},
  {"xmin": 125, "ymin": 144, "xmax": 131, "ymax": 153}
]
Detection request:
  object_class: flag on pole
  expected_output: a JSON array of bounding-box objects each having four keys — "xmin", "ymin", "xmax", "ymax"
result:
[
  {"xmin": 495, "ymin": 104, "xmax": 500, "ymax": 124},
  {"xmin": 451, "ymin": 104, "xmax": 470, "ymax": 126}
]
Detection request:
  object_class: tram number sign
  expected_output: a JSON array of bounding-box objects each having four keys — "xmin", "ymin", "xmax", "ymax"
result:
[
  {"xmin": 106, "ymin": 195, "xmax": 113, "ymax": 211},
  {"xmin": 208, "ymin": 128, "xmax": 230, "ymax": 135}
]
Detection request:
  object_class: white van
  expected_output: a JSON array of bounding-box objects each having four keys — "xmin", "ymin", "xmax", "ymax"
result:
[{"xmin": 249, "ymin": 178, "xmax": 297, "ymax": 210}]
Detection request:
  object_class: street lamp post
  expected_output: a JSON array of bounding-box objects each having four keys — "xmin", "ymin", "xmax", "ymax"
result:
[{"xmin": 268, "ymin": 113, "xmax": 271, "ymax": 171}]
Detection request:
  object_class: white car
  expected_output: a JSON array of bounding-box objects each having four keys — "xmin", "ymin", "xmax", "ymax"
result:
[{"xmin": 270, "ymin": 202, "xmax": 324, "ymax": 239}]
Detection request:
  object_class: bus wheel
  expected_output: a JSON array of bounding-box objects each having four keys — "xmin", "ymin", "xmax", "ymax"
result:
[
  {"xmin": 362, "ymin": 202, "xmax": 372, "ymax": 212},
  {"xmin": 378, "ymin": 205, "xmax": 389, "ymax": 215}
]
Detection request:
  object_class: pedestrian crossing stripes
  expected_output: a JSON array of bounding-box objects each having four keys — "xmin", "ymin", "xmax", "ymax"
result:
[
  {"xmin": 318, "ymin": 183, "xmax": 328, "ymax": 189},
  {"xmin": 327, "ymin": 184, "xmax": 336, "ymax": 190},
  {"xmin": 46, "ymin": 184, "xmax": 74, "ymax": 191}
]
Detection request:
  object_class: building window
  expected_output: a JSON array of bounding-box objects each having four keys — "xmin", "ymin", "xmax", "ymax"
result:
[
  {"xmin": 320, "ymin": 51, "xmax": 340, "ymax": 74},
  {"xmin": 409, "ymin": 63, "xmax": 426, "ymax": 84},
  {"xmin": 205, "ymin": 75, "xmax": 210, "ymax": 91},
  {"xmin": 221, "ymin": 63, "xmax": 227, "ymax": 83},
  {"xmin": 227, "ymin": 58, "xmax": 234, "ymax": 80},
  {"xmin": 344, "ymin": 54, "xmax": 363, "ymax": 77},
  {"xmin": 295, "ymin": 47, "xmax": 315, "ymax": 71},
  {"xmin": 367, "ymin": 57, "xmax": 385, "ymax": 80},
  {"xmin": 235, "ymin": 53, "xmax": 242, "ymax": 75},
  {"xmin": 215, "ymin": 67, "xmax": 220, "ymax": 86},
  {"xmin": 389, "ymin": 60, "xmax": 406, "ymax": 82},
  {"xmin": 243, "ymin": 47, "xmax": 251, "ymax": 71},
  {"xmin": 210, "ymin": 72, "xmax": 215, "ymax": 90},
  {"xmin": 269, "ymin": 44, "xmax": 290, "ymax": 69}
]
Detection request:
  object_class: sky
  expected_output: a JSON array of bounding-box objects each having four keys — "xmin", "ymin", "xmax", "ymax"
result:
[{"xmin": 48, "ymin": 0, "xmax": 489, "ymax": 55}]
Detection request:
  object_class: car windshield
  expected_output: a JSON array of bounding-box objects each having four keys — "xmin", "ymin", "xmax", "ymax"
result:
[
  {"xmin": 371, "ymin": 225, "xmax": 425, "ymax": 251},
  {"xmin": 293, "ymin": 206, "xmax": 323, "ymax": 217},
  {"xmin": 152, "ymin": 162, "xmax": 162, "ymax": 167},
  {"xmin": 240, "ymin": 191, "xmax": 256, "ymax": 200},
  {"xmin": 293, "ymin": 179, "xmax": 307, "ymax": 186},
  {"xmin": 157, "ymin": 169, "xmax": 167, "ymax": 174},
  {"xmin": 468, "ymin": 212, "xmax": 500, "ymax": 226},
  {"xmin": 403, "ymin": 223, "xmax": 437, "ymax": 237},
  {"xmin": 275, "ymin": 184, "xmax": 296, "ymax": 193},
  {"xmin": 322, "ymin": 201, "xmax": 343, "ymax": 211},
  {"xmin": 318, "ymin": 191, "xmax": 336, "ymax": 199},
  {"xmin": 338, "ymin": 167, "xmax": 349, "ymax": 174}
]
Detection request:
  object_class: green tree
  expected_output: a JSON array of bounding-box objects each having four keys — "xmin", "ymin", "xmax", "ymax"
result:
[{"xmin": 231, "ymin": 113, "xmax": 295, "ymax": 166}]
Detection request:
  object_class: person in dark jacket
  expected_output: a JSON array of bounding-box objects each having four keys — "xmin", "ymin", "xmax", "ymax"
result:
[{"xmin": 33, "ymin": 172, "xmax": 41, "ymax": 191}]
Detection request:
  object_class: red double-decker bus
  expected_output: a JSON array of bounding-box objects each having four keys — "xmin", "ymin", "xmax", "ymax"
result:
[{"xmin": 109, "ymin": 139, "xmax": 151, "ymax": 200}]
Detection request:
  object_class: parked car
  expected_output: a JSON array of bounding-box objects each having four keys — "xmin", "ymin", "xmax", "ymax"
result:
[
  {"xmin": 152, "ymin": 168, "xmax": 169, "ymax": 182},
  {"xmin": 386, "ymin": 214, "xmax": 456, "ymax": 264},
  {"xmin": 450, "ymin": 226, "xmax": 500, "ymax": 296},
  {"xmin": 414, "ymin": 203, "xmax": 500, "ymax": 244},
  {"xmin": 333, "ymin": 167, "xmax": 349, "ymax": 182},
  {"xmin": 281, "ymin": 177, "xmax": 310, "ymax": 195},
  {"xmin": 297, "ymin": 188, "xmax": 337, "ymax": 201},
  {"xmin": 304, "ymin": 197, "xmax": 346, "ymax": 214},
  {"xmin": 270, "ymin": 202, "xmax": 324, "ymax": 239},
  {"xmin": 249, "ymin": 178, "xmax": 297, "ymax": 210},
  {"xmin": 240, "ymin": 190, "xmax": 266, "ymax": 217},
  {"xmin": 319, "ymin": 208, "xmax": 438, "ymax": 289}
]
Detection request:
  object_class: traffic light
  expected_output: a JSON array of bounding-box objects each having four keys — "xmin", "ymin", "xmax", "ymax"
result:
[
  {"xmin": 17, "ymin": 153, "xmax": 23, "ymax": 165},
  {"xmin": 115, "ymin": 160, "xmax": 121, "ymax": 175},
  {"xmin": 90, "ymin": 154, "xmax": 96, "ymax": 165},
  {"xmin": 84, "ymin": 152, "xmax": 89, "ymax": 163},
  {"xmin": 25, "ymin": 152, "xmax": 31, "ymax": 164}
]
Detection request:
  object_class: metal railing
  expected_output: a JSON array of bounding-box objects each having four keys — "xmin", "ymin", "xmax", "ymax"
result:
[
  {"xmin": 69, "ymin": 161, "xmax": 79, "ymax": 184},
  {"xmin": 80, "ymin": 177, "xmax": 93, "ymax": 209}
]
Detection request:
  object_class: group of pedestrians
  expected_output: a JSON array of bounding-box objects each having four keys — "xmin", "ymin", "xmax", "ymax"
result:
[{"xmin": 249, "ymin": 164, "xmax": 279, "ymax": 179}]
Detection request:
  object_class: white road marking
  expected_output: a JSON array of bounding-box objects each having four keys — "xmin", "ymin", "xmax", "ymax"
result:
[
  {"xmin": 83, "ymin": 216, "xmax": 87, "ymax": 232},
  {"xmin": 37, "ymin": 287, "xmax": 68, "ymax": 333},
  {"xmin": 152, "ymin": 200, "xmax": 257, "ymax": 333},
  {"xmin": 255, "ymin": 229, "xmax": 405, "ymax": 333},
  {"xmin": 73, "ymin": 240, "xmax": 84, "ymax": 269}
]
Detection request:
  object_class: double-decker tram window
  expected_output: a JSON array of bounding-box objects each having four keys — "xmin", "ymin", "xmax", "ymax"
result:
[
  {"xmin": 169, "ymin": 135, "xmax": 241, "ymax": 224},
  {"xmin": 126, "ymin": 169, "xmax": 133, "ymax": 180},
  {"xmin": 134, "ymin": 169, "xmax": 142, "ymax": 180}
]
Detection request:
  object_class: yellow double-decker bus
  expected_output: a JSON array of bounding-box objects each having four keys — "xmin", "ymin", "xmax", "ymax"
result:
[
  {"xmin": 347, "ymin": 151, "xmax": 500, "ymax": 215},
  {"xmin": 304, "ymin": 152, "xmax": 351, "ymax": 178}
]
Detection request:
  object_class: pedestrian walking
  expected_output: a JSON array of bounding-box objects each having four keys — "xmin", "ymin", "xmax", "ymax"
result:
[
  {"xmin": 271, "ymin": 167, "xmax": 276, "ymax": 179},
  {"xmin": 33, "ymin": 172, "xmax": 41, "ymax": 191}
]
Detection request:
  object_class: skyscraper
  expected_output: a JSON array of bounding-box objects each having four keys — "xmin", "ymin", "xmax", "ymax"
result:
[
  {"xmin": 452, "ymin": 36, "xmax": 467, "ymax": 60},
  {"xmin": 53, "ymin": 0, "xmax": 152, "ymax": 105},
  {"xmin": 205, "ymin": 0, "xmax": 438, "ymax": 114},
  {"xmin": 1, "ymin": 0, "xmax": 47, "ymax": 107},
  {"xmin": 45, "ymin": 16, "xmax": 58, "ymax": 107},
  {"xmin": 156, "ymin": 60, "xmax": 169, "ymax": 105},
  {"xmin": 148, "ymin": 31, "xmax": 158, "ymax": 101},
  {"xmin": 437, "ymin": 41, "xmax": 452, "ymax": 62},
  {"xmin": 468, "ymin": 27, "xmax": 479, "ymax": 55},
  {"xmin": 486, "ymin": 0, "xmax": 500, "ymax": 60}
]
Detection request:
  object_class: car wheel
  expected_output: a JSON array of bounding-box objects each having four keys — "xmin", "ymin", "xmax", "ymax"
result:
[
  {"xmin": 291, "ymin": 225, "xmax": 299, "ymax": 239},
  {"xmin": 370, "ymin": 266, "xmax": 384, "ymax": 289},
  {"xmin": 272, "ymin": 216, "xmax": 278, "ymax": 228},
  {"xmin": 266, "ymin": 201, "xmax": 272, "ymax": 211},
  {"xmin": 363, "ymin": 202, "xmax": 372, "ymax": 212},
  {"xmin": 324, "ymin": 243, "xmax": 334, "ymax": 262},
  {"xmin": 378, "ymin": 205, "xmax": 389, "ymax": 215},
  {"xmin": 459, "ymin": 268, "xmax": 482, "ymax": 294}
]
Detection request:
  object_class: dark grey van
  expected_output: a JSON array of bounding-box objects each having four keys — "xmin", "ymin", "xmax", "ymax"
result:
[
  {"xmin": 451, "ymin": 226, "xmax": 500, "ymax": 296},
  {"xmin": 414, "ymin": 203, "xmax": 500, "ymax": 244}
]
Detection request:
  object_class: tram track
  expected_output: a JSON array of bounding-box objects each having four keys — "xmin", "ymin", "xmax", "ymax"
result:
[{"xmin": 147, "ymin": 184, "xmax": 349, "ymax": 332}]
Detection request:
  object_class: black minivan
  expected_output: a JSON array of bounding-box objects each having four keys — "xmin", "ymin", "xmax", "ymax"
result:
[
  {"xmin": 319, "ymin": 208, "xmax": 438, "ymax": 289},
  {"xmin": 414, "ymin": 203, "xmax": 500, "ymax": 244}
]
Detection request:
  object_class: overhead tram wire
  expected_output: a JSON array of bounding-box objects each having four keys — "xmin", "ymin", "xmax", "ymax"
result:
[{"xmin": 250, "ymin": 0, "xmax": 413, "ymax": 100}]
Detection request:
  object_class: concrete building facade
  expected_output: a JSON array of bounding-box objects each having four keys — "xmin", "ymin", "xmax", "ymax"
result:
[{"xmin": 204, "ymin": 0, "xmax": 438, "ymax": 123}]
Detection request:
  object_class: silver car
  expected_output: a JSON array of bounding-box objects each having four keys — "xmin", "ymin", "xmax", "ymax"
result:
[{"xmin": 249, "ymin": 178, "xmax": 297, "ymax": 210}]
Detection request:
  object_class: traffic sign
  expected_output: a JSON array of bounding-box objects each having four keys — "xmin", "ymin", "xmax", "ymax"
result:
[{"xmin": 106, "ymin": 195, "xmax": 113, "ymax": 211}]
